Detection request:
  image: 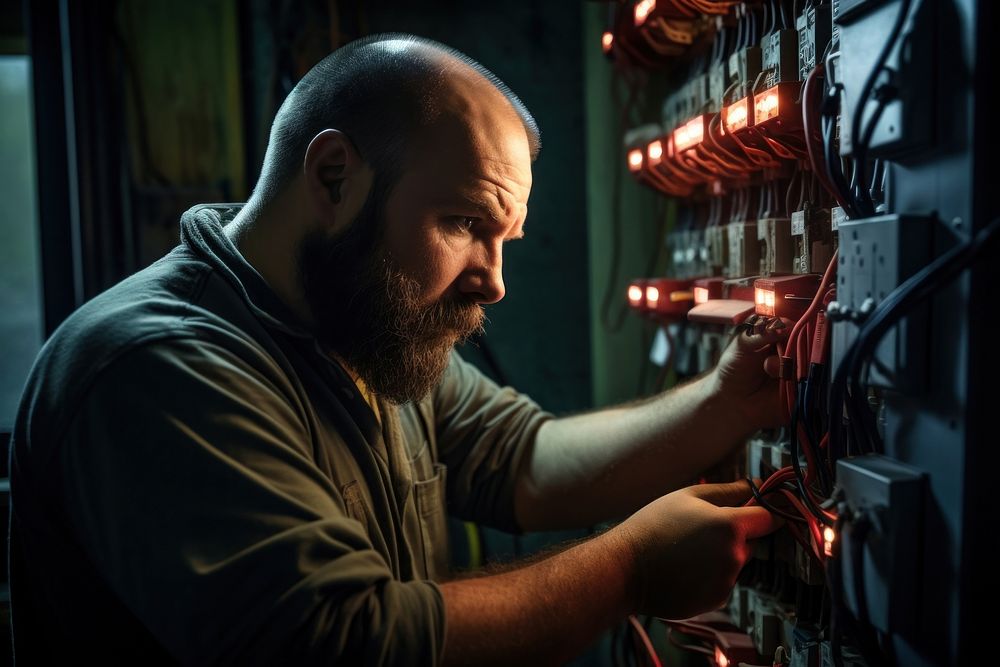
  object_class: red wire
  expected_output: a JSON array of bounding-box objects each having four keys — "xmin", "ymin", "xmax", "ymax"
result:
[
  {"xmin": 783, "ymin": 250, "xmax": 839, "ymax": 361},
  {"xmin": 797, "ymin": 318, "xmax": 811, "ymax": 382},
  {"xmin": 628, "ymin": 615, "xmax": 663, "ymax": 667},
  {"xmin": 777, "ymin": 488, "xmax": 824, "ymax": 560}
]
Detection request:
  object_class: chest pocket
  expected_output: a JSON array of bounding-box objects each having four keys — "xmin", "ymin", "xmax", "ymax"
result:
[
  {"xmin": 412, "ymin": 458, "xmax": 448, "ymax": 580},
  {"xmin": 404, "ymin": 400, "xmax": 449, "ymax": 580}
]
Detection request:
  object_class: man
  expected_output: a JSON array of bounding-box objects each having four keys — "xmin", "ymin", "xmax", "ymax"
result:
[{"xmin": 9, "ymin": 35, "xmax": 786, "ymax": 664}]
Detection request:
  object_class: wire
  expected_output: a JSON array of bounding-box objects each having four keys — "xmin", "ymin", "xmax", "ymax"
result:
[
  {"xmin": 820, "ymin": 51, "xmax": 861, "ymax": 219},
  {"xmin": 746, "ymin": 476, "xmax": 806, "ymax": 523},
  {"xmin": 665, "ymin": 627, "xmax": 714, "ymax": 656},
  {"xmin": 850, "ymin": 0, "xmax": 913, "ymax": 217},
  {"xmin": 628, "ymin": 615, "xmax": 663, "ymax": 667},
  {"xmin": 831, "ymin": 216, "xmax": 1000, "ymax": 455},
  {"xmin": 802, "ymin": 64, "xmax": 852, "ymax": 209}
]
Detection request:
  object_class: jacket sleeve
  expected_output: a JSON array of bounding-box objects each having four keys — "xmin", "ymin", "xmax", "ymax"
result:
[
  {"xmin": 59, "ymin": 337, "xmax": 445, "ymax": 666},
  {"xmin": 431, "ymin": 351, "xmax": 553, "ymax": 532}
]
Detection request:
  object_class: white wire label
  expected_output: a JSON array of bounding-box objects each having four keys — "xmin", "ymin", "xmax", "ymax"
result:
[
  {"xmin": 831, "ymin": 206, "xmax": 847, "ymax": 231},
  {"xmin": 792, "ymin": 210, "xmax": 806, "ymax": 235}
]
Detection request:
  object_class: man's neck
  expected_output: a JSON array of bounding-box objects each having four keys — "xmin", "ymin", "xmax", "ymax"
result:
[{"xmin": 225, "ymin": 196, "xmax": 316, "ymax": 328}]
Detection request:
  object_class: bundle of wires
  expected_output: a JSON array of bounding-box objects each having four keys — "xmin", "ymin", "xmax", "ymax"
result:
[
  {"xmin": 829, "ymin": 216, "xmax": 1000, "ymax": 458},
  {"xmin": 746, "ymin": 468, "xmax": 826, "ymax": 562},
  {"xmin": 848, "ymin": 0, "xmax": 913, "ymax": 219},
  {"xmin": 778, "ymin": 251, "xmax": 839, "ymax": 521},
  {"xmin": 612, "ymin": 615, "xmax": 663, "ymax": 667}
]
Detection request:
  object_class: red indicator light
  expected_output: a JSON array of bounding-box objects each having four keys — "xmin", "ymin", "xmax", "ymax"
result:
[
  {"xmin": 601, "ymin": 31, "xmax": 614, "ymax": 53},
  {"xmin": 634, "ymin": 0, "xmax": 656, "ymax": 26},
  {"xmin": 754, "ymin": 87, "xmax": 780, "ymax": 125},
  {"xmin": 627, "ymin": 148, "xmax": 644, "ymax": 172},
  {"xmin": 673, "ymin": 116, "xmax": 705, "ymax": 152},
  {"xmin": 723, "ymin": 97, "xmax": 751, "ymax": 133}
]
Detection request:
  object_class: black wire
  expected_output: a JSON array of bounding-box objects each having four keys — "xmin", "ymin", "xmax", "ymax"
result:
[
  {"xmin": 869, "ymin": 158, "xmax": 885, "ymax": 206},
  {"xmin": 746, "ymin": 477, "xmax": 807, "ymax": 523},
  {"xmin": 850, "ymin": 0, "xmax": 913, "ymax": 216},
  {"xmin": 802, "ymin": 366, "xmax": 833, "ymax": 495},
  {"xmin": 832, "ymin": 217, "xmax": 1000, "ymax": 459},
  {"xmin": 845, "ymin": 512, "xmax": 893, "ymax": 666},
  {"xmin": 792, "ymin": 382, "xmax": 835, "ymax": 526},
  {"xmin": 826, "ymin": 510, "xmax": 848, "ymax": 667},
  {"xmin": 849, "ymin": 514, "xmax": 873, "ymax": 627},
  {"xmin": 819, "ymin": 50, "xmax": 863, "ymax": 219}
]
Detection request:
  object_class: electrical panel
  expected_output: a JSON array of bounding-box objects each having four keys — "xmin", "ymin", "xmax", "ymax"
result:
[{"xmin": 602, "ymin": 0, "xmax": 991, "ymax": 665}]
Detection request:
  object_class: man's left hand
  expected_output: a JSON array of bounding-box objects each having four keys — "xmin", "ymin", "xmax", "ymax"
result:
[{"xmin": 708, "ymin": 317, "xmax": 789, "ymax": 430}]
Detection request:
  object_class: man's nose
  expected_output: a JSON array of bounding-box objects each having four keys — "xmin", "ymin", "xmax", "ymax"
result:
[{"xmin": 459, "ymin": 242, "xmax": 505, "ymax": 305}]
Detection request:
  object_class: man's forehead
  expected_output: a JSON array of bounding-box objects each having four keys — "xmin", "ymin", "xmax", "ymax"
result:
[{"xmin": 407, "ymin": 122, "xmax": 532, "ymax": 204}]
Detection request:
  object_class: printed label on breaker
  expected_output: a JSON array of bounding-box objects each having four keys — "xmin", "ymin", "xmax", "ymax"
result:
[
  {"xmin": 831, "ymin": 207, "xmax": 846, "ymax": 231},
  {"xmin": 792, "ymin": 210, "xmax": 805, "ymax": 235}
]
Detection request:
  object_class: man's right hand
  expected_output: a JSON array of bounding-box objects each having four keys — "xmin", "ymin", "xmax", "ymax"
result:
[
  {"xmin": 440, "ymin": 479, "xmax": 781, "ymax": 665},
  {"xmin": 612, "ymin": 480, "xmax": 782, "ymax": 620}
]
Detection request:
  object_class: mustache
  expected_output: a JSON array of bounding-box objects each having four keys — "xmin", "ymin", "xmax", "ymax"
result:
[{"xmin": 382, "ymin": 266, "xmax": 486, "ymax": 339}]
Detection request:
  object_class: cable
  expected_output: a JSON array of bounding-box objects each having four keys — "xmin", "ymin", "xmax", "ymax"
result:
[
  {"xmin": 628, "ymin": 615, "xmax": 663, "ymax": 667},
  {"xmin": 849, "ymin": 0, "xmax": 913, "ymax": 217},
  {"xmin": 791, "ymin": 382, "xmax": 835, "ymax": 527},
  {"xmin": 746, "ymin": 476, "xmax": 806, "ymax": 523},
  {"xmin": 831, "ymin": 217, "xmax": 1000, "ymax": 456},
  {"xmin": 666, "ymin": 627, "xmax": 714, "ymax": 656}
]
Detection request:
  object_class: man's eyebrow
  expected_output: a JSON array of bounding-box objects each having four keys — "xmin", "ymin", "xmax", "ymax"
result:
[{"xmin": 448, "ymin": 191, "xmax": 509, "ymax": 223}]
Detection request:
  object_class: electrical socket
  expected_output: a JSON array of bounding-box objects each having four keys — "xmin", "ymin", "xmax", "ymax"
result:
[
  {"xmin": 830, "ymin": 213, "xmax": 933, "ymax": 391},
  {"xmin": 834, "ymin": 0, "xmax": 934, "ymax": 159},
  {"xmin": 836, "ymin": 455, "xmax": 924, "ymax": 636}
]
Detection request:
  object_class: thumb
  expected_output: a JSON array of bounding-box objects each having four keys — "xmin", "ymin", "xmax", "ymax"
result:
[
  {"xmin": 684, "ymin": 480, "xmax": 755, "ymax": 507},
  {"xmin": 734, "ymin": 316, "xmax": 790, "ymax": 352},
  {"xmin": 728, "ymin": 504, "xmax": 785, "ymax": 539}
]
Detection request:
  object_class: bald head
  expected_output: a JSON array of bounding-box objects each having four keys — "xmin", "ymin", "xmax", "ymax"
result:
[{"xmin": 251, "ymin": 34, "xmax": 541, "ymax": 206}]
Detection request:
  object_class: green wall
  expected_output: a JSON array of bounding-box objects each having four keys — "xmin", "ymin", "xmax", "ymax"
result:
[{"xmin": 583, "ymin": 4, "xmax": 668, "ymax": 408}]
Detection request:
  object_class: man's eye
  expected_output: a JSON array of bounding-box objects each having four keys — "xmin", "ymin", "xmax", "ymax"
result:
[{"xmin": 449, "ymin": 216, "xmax": 478, "ymax": 232}]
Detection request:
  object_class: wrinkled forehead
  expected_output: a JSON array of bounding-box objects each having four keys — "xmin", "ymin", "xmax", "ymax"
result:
[{"xmin": 406, "ymin": 80, "xmax": 532, "ymax": 198}]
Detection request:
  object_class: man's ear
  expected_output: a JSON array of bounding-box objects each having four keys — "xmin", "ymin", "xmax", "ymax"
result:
[{"xmin": 303, "ymin": 129, "xmax": 372, "ymax": 234}]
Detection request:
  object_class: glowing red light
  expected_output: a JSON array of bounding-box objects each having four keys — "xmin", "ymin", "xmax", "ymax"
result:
[
  {"xmin": 627, "ymin": 148, "xmax": 643, "ymax": 171},
  {"xmin": 673, "ymin": 116, "xmax": 705, "ymax": 152},
  {"xmin": 634, "ymin": 0, "xmax": 656, "ymax": 26},
  {"xmin": 602, "ymin": 31, "xmax": 614, "ymax": 53},
  {"xmin": 754, "ymin": 87, "xmax": 781, "ymax": 124},
  {"xmin": 724, "ymin": 98, "xmax": 750, "ymax": 133}
]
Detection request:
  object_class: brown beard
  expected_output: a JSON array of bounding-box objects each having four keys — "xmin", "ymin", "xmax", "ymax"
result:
[{"xmin": 297, "ymin": 192, "xmax": 484, "ymax": 404}]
